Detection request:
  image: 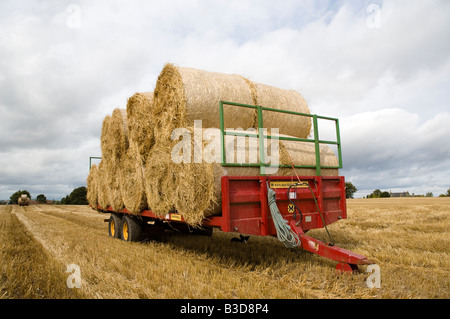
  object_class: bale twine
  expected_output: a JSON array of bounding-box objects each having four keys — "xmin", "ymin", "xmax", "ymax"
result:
[
  {"xmin": 126, "ymin": 92, "xmax": 154, "ymax": 163},
  {"xmin": 118, "ymin": 142, "xmax": 147, "ymax": 215},
  {"xmin": 86, "ymin": 164, "xmax": 99, "ymax": 210}
]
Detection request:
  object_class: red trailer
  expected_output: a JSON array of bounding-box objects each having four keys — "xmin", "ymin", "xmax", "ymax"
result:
[{"xmin": 94, "ymin": 101, "xmax": 373, "ymax": 272}]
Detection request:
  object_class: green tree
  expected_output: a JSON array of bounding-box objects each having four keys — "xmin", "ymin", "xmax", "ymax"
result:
[
  {"xmin": 36, "ymin": 194, "xmax": 47, "ymax": 204},
  {"xmin": 66, "ymin": 187, "xmax": 88, "ymax": 205},
  {"xmin": 10, "ymin": 190, "xmax": 31, "ymax": 204},
  {"xmin": 61, "ymin": 195, "xmax": 70, "ymax": 205},
  {"xmin": 367, "ymin": 189, "xmax": 385, "ymax": 198},
  {"xmin": 345, "ymin": 182, "xmax": 357, "ymax": 199},
  {"xmin": 426, "ymin": 192, "xmax": 433, "ymax": 197},
  {"xmin": 368, "ymin": 189, "xmax": 382, "ymax": 198},
  {"xmin": 380, "ymin": 191, "xmax": 390, "ymax": 198}
]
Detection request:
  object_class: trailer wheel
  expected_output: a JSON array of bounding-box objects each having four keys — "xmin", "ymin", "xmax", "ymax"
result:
[
  {"xmin": 121, "ymin": 215, "xmax": 143, "ymax": 242},
  {"xmin": 108, "ymin": 214, "xmax": 122, "ymax": 238}
]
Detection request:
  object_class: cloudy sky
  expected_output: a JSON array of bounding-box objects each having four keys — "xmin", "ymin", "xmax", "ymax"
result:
[{"xmin": 1, "ymin": 0, "xmax": 449, "ymax": 200}]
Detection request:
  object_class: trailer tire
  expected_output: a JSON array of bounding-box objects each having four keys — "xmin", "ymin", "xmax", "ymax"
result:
[
  {"xmin": 121, "ymin": 215, "xmax": 143, "ymax": 242},
  {"xmin": 109, "ymin": 214, "xmax": 122, "ymax": 239}
]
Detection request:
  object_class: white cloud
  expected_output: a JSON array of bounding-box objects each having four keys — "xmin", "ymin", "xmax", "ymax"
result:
[
  {"xmin": 341, "ymin": 109, "xmax": 450, "ymax": 197},
  {"xmin": 0, "ymin": 0, "xmax": 449, "ymax": 199}
]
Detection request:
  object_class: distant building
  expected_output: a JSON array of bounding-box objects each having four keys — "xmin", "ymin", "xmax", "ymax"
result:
[{"xmin": 389, "ymin": 191, "xmax": 411, "ymax": 198}]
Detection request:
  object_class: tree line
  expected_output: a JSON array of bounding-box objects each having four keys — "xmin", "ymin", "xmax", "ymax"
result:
[
  {"xmin": 8, "ymin": 187, "xmax": 88, "ymax": 205},
  {"xmin": 366, "ymin": 188, "xmax": 450, "ymax": 198},
  {"xmin": 5, "ymin": 183, "xmax": 449, "ymax": 205},
  {"xmin": 343, "ymin": 183, "xmax": 450, "ymax": 199}
]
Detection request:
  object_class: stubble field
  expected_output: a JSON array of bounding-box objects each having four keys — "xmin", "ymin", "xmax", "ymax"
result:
[{"xmin": 0, "ymin": 197, "xmax": 448, "ymax": 299}]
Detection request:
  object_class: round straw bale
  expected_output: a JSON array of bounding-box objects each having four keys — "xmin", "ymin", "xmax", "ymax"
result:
[
  {"xmin": 152, "ymin": 64, "xmax": 312, "ymax": 142},
  {"xmin": 144, "ymin": 130, "xmax": 219, "ymax": 226},
  {"xmin": 144, "ymin": 143, "xmax": 177, "ymax": 217},
  {"xmin": 216, "ymin": 130, "xmax": 339, "ymax": 176},
  {"xmin": 173, "ymin": 161, "xmax": 218, "ymax": 226},
  {"xmin": 199, "ymin": 128, "xmax": 337, "ymax": 175},
  {"xmin": 145, "ymin": 127, "xmax": 338, "ymax": 224},
  {"xmin": 208, "ymin": 137, "xmax": 339, "ymax": 215},
  {"xmin": 152, "ymin": 64, "xmax": 257, "ymax": 143},
  {"xmin": 126, "ymin": 92, "xmax": 154, "ymax": 163},
  {"xmin": 171, "ymin": 137, "xmax": 218, "ymax": 226},
  {"xmin": 117, "ymin": 64, "xmax": 333, "ymax": 224},
  {"xmin": 105, "ymin": 161, "xmax": 124, "ymax": 212},
  {"xmin": 97, "ymin": 161, "xmax": 110, "ymax": 210},
  {"xmin": 279, "ymin": 138, "xmax": 339, "ymax": 173},
  {"xmin": 102, "ymin": 108, "xmax": 128, "ymax": 167},
  {"xmin": 118, "ymin": 142, "xmax": 147, "ymax": 215},
  {"xmin": 253, "ymin": 82, "xmax": 312, "ymax": 138},
  {"xmin": 86, "ymin": 164, "xmax": 99, "ymax": 211},
  {"xmin": 100, "ymin": 115, "xmax": 112, "ymax": 163}
]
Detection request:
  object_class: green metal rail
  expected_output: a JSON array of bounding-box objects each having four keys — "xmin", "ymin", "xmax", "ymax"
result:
[
  {"xmin": 219, "ymin": 101, "xmax": 343, "ymax": 176},
  {"xmin": 89, "ymin": 156, "xmax": 102, "ymax": 170}
]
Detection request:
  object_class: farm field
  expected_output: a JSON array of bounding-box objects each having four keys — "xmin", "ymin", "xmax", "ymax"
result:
[{"xmin": 0, "ymin": 197, "xmax": 449, "ymax": 299}]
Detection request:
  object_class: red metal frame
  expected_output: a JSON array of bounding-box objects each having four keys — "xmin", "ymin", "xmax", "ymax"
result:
[
  {"xmin": 98, "ymin": 175, "xmax": 373, "ymax": 271},
  {"xmin": 203, "ymin": 175, "xmax": 347, "ymax": 236}
]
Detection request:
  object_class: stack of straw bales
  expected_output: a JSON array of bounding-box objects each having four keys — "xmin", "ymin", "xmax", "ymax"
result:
[{"xmin": 87, "ymin": 63, "xmax": 339, "ymax": 226}]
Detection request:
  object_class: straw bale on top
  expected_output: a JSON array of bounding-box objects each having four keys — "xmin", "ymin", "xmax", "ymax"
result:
[
  {"xmin": 152, "ymin": 64, "xmax": 257, "ymax": 143},
  {"xmin": 152, "ymin": 64, "xmax": 312, "ymax": 141},
  {"xmin": 253, "ymin": 82, "xmax": 311, "ymax": 139}
]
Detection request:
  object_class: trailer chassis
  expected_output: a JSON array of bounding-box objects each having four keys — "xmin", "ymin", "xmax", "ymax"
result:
[{"xmin": 98, "ymin": 175, "xmax": 373, "ymax": 272}]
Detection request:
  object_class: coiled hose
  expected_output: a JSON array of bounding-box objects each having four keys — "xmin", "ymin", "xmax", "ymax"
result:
[{"xmin": 267, "ymin": 182, "xmax": 301, "ymax": 249}]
